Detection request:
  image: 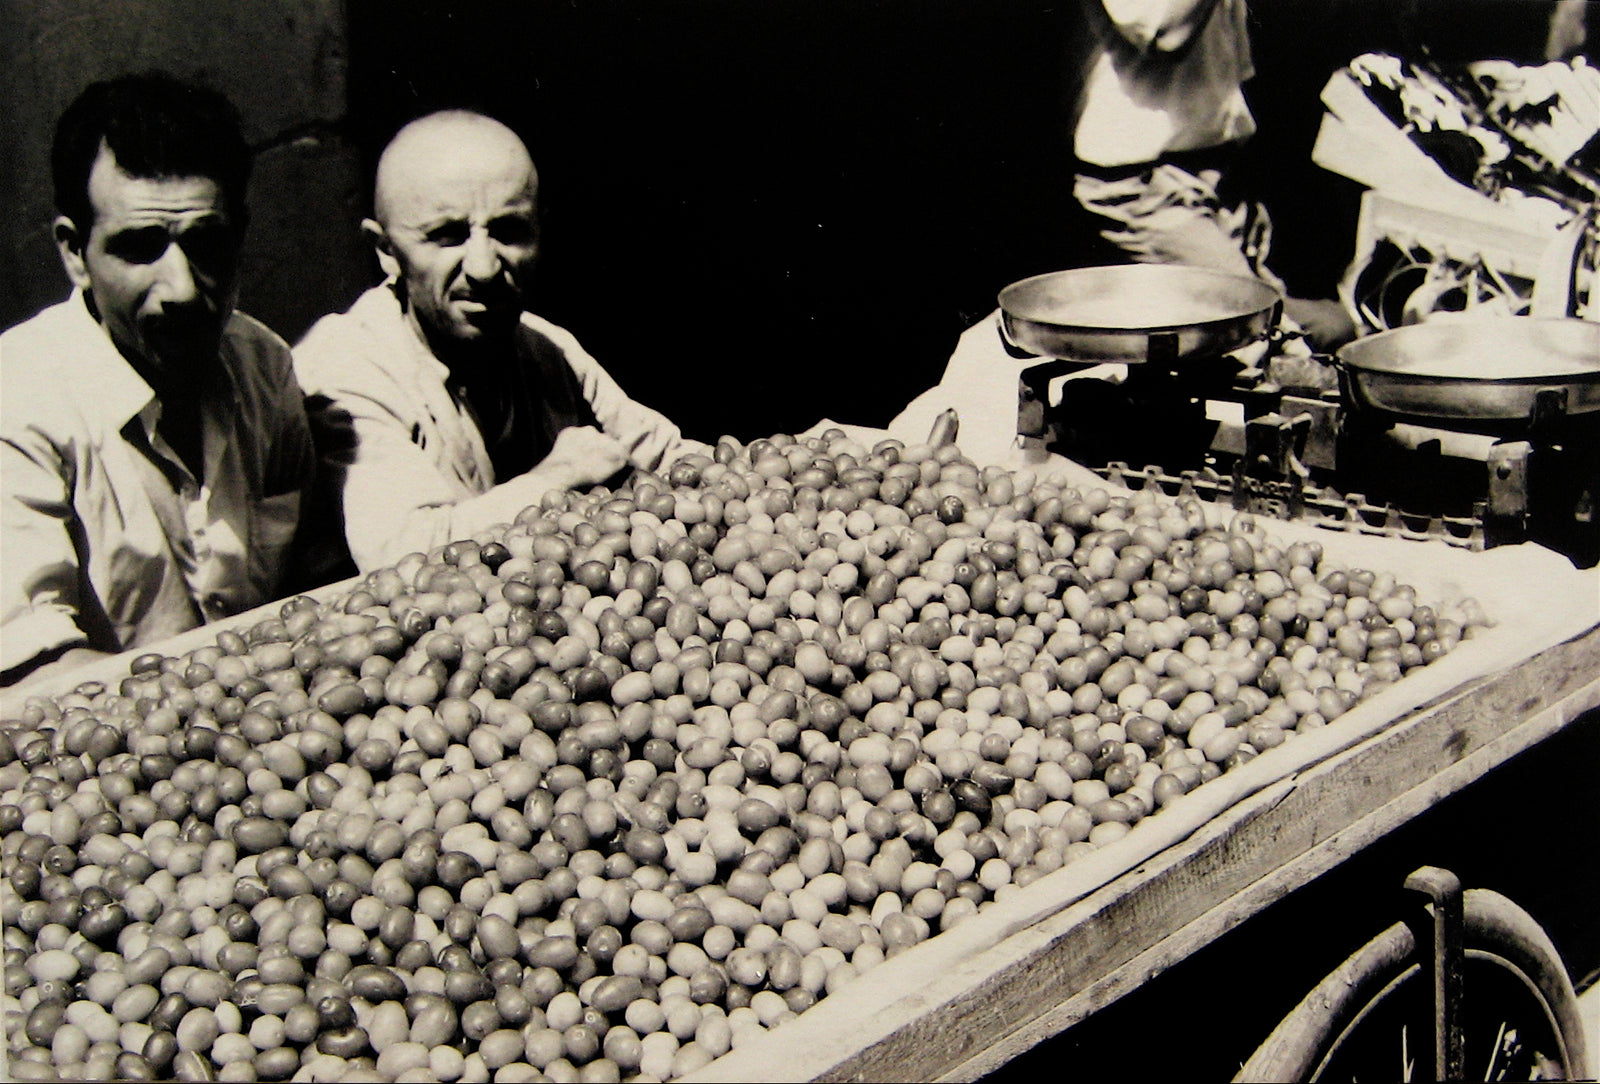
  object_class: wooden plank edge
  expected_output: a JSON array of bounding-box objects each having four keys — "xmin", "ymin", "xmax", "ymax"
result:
[
  {"xmin": 936, "ymin": 675, "xmax": 1600, "ymax": 1081},
  {"xmin": 685, "ymin": 768, "xmax": 1305, "ymax": 1084},
  {"xmin": 907, "ymin": 663, "xmax": 1600, "ymax": 1082},
  {"xmin": 688, "ymin": 628, "xmax": 1600, "ymax": 1082},
  {"xmin": 0, "ymin": 575, "xmax": 362, "ymax": 716}
]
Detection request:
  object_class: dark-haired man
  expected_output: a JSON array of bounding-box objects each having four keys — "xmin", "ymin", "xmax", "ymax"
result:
[{"xmin": 1, "ymin": 72, "xmax": 314, "ymax": 685}]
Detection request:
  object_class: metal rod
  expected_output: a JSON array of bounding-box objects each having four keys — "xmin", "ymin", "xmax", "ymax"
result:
[{"xmin": 1404, "ymin": 865, "xmax": 1465, "ymax": 1081}]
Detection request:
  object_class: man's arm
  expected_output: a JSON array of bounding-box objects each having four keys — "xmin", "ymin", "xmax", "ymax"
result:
[
  {"xmin": 272, "ymin": 361, "xmax": 319, "ymax": 501},
  {"xmin": 0, "ymin": 435, "xmax": 98, "ymax": 680},
  {"xmin": 547, "ymin": 327, "xmax": 714, "ymax": 472},
  {"xmin": 3, "ymin": 645, "xmax": 114, "ymax": 689},
  {"xmin": 310, "ymin": 390, "xmax": 627, "ymax": 572},
  {"xmin": 256, "ymin": 329, "xmax": 331, "ymax": 592}
]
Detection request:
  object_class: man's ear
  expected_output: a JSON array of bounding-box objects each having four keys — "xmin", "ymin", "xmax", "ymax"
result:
[
  {"xmin": 54, "ymin": 216, "xmax": 92, "ymax": 291},
  {"xmin": 362, "ymin": 218, "xmax": 402, "ymax": 282}
]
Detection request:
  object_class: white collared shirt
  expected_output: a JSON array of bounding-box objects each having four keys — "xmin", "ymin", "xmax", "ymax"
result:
[
  {"xmin": 1075, "ymin": 0, "xmax": 1257, "ymax": 168},
  {"xmin": 1, "ymin": 293, "xmax": 314, "ymax": 674},
  {"xmin": 293, "ymin": 283, "xmax": 710, "ymax": 572}
]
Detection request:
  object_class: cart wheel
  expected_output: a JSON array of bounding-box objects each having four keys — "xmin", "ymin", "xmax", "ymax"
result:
[{"xmin": 1236, "ymin": 869, "xmax": 1590, "ymax": 1082}]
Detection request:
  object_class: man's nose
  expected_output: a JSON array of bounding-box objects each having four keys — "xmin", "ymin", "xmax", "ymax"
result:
[
  {"xmin": 462, "ymin": 229, "xmax": 501, "ymax": 282},
  {"xmin": 152, "ymin": 243, "xmax": 200, "ymax": 305}
]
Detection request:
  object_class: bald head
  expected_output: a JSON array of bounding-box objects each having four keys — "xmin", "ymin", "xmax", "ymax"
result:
[
  {"xmin": 373, "ymin": 111, "xmax": 537, "ymax": 227},
  {"xmin": 365, "ymin": 111, "xmax": 541, "ymax": 357}
]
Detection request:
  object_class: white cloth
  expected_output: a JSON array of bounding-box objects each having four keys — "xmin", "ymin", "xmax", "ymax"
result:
[
  {"xmin": 1075, "ymin": 0, "xmax": 1256, "ymax": 168},
  {"xmin": 1074, "ymin": 164, "xmax": 1281, "ymax": 284},
  {"xmin": 293, "ymin": 284, "xmax": 710, "ymax": 571},
  {"xmin": 0, "ymin": 293, "xmax": 313, "ymax": 674},
  {"xmin": 884, "ymin": 311, "xmax": 1111, "ymax": 491},
  {"xmin": 884, "ymin": 303, "xmax": 1298, "ymax": 481},
  {"xmin": 887, "ymin": 313, "xmax": 1038, "ymax": 467}
]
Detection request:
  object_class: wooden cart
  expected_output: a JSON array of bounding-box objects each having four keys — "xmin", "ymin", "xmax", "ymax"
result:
[
  {"xmin": 4, "ymin": 569, "xmax": 1597, "ymax": 1083},
  {"xmin": 685, "ymin": 620, "xmax": 1600, "ymax": 1083}
]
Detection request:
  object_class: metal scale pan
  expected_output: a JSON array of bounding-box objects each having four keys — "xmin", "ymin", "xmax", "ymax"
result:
[
  {"xmin": 996, "ymin": 264, "xmax": 1283, "ymax": 472},
  {"xmin": 1335, "ymin": 316, "xmax": 1600, "ymax": 566},
  {"xmin": 999, "ymin": 264, "xmax": 1282, "ymax": 365},
  {"xmin": 1336, "ymin": 316, "xmax": 1600, "ymax": 425}
]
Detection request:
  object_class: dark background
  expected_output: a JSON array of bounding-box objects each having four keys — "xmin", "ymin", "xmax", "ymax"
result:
[
  {"xmin": 3, "ymin": 0, "xmax": 1584, "ymax": 442},
  {"xmin": 343, "ymin": 0, "xmax": 1083, "ymax": 440},
  {"xmin": 342, "ymin": 0, "xmax": 1584, "ymax": 440}
]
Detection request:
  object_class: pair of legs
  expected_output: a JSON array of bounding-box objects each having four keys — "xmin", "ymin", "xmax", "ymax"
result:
[{"xmin": 1074, "ymin": 161, "xmax": 1356, "ymax": 350}]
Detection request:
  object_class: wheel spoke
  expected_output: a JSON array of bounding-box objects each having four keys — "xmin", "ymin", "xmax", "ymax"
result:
[
  {"xmin": 1487, "ymin": 1019, "xmax": 1502, "ymax": 1080},
  {"xmin": 1236, "ymin": 884, "xmax": 1587, "ymax": 1084}
]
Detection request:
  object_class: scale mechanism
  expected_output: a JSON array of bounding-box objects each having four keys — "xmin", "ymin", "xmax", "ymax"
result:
[{"xmin": 1000, "ymin": 268, "xmax": 1600, "ymax": 567}]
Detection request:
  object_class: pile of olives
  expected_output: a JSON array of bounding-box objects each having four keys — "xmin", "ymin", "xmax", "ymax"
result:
[{"xmin": 0, "ymin": 431, "xmax": 1479, "ymax": 1082}]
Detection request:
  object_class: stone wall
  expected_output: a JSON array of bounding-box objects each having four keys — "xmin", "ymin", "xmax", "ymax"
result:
[{"xmin": 0, "ymin": 0, "xmax": 369, "ymax": 343}]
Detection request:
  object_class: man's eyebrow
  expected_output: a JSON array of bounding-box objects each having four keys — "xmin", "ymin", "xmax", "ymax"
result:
[
  {"xmin": 101, "ymin": 224, "xmax": 172, "ymax": 249},
  {"xmin": 489, "ymin": 210, "xmax": 538, "ymax": 227},
  {"xmin": 105, "ymin": 211, "xmax": 230, "ymax": 235},
  {"xmin": 104, "ymin": 224, "xmax": 170, "ymax": 239},
  {"xmin": 406, "ymin": 214, "xmax": 469, "ymax": 234},
  {"xmin": 424, "ymin": 203, "xmax": 534, "ymax": 221}
]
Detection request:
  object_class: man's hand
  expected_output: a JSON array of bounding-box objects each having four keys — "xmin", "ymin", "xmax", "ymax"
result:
[
  {"xmin": 454, "ymin": 426, "xmax": 631, "ymax": 546},
  {"xmin": 1284, "ymin": 298, "xmax": 1358, "ymax": 353},
  {"xmin": 536, "ymin": 425, "xmax": 630, "ymax": 491}
]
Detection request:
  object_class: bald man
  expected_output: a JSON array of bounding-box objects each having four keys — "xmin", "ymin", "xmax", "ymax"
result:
[{"xmin": 294, "ymin": 111, "xmax": 708, "ymax": 572}]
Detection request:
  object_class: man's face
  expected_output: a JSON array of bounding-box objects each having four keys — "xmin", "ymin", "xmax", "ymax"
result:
[
  {"xmin": 57, "ymin": 146, "xmax": 241, "ymax": 382},
  {"xmin": 373, "ymin": 142, "xmax": 540, "ymax": 354}
]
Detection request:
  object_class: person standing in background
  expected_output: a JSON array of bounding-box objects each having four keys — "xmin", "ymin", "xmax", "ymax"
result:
[
  {"xmin": 1068, "ymin": 0, "xmax": 1356, "ymax": 347},
  {"xmin": 0, "ymin": 73, "xmax": 315, "ymax": 686}
]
